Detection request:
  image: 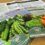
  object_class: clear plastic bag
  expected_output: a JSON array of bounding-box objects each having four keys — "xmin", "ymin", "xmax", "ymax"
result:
[{"xmin": 0, "ymin": 7, "xmax": 45, "ymax": 45}]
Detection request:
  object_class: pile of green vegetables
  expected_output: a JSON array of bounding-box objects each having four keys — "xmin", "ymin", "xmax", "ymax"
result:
[{"xmin": 0, "ymin": 14, "xmax": 42, "ymax": 41}]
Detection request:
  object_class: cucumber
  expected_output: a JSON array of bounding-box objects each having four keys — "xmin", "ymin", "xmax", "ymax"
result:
[
  {"xmin": 0, "ymin": 20, "xmax": 7, "ymax": 34},
  {"xmin": 19, "ymin": 25, "xmax": 28, "ymax": 34},
  {"xmin": 14, "ymin": 25, "xmax": 20, "ymax": 34},
  {"xmin": 11, "ymin": 30, "xmax": 15, "ymax": 35},
  {"xmin": 14, "ymin": 24, "xmax": 23, "ymax": 34},
  {"xmin": 11, "ymin": 21, "xmax": 20, "ymax": 34},
  {"xmin": 19, "ymin": 21, "xmax": 25, "ymax": 25},
  {"xmin": 9, "ymin": 27, "xmax": 16, "ymax": 39},
  {"xmin": 9, "ymin": 30, "xmax": 12, "ymax": 39},
  {"xmin": 1, "ymin": 25, "xmax": 9, "ymax": 41},
  {"xmin": 10, "ymin": 28, "xmax": 15, "ymax": 36},
  {"xmin": 7, "ymin": 18, "xmax": 15, "ymax": 27},
  {"xmin": 17, "ymin": 24, "xmax": 23, "ymax": 34},
  {"xmin": 12, "ymin": 21, "xmax": 23, "ymax": 34}
]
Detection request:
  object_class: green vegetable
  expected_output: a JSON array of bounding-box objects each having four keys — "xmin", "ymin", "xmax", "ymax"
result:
[
  {"xmin": 26, "ymin": 19, "xmax": 42, "ymax": 28},
  {"xmin": 0, "ymin": 20, "xmax": 7, "ymax": 38},
  {"xmin": 1, "ymin": 25, "xmax": 9, "ymax": 41},
  {"xmin": 7, "ymin": 18, "xmax": 15, "ymax": 26},
  {"xmin": 15, "ymin": 14, "xmax": 24, "ymax": 21},
  {"xmin": 0, "ymin": 14, "xmax": 43, "ymax": 41},
  {"xmin": 9, "ymin": 27, "xmax": 16, "ymax": 38},
  {"xmin": 12, "ymin": 21, "xmax": 23, "ymax": 34},
  {"xmin": 10, "ymin": 28, "xmax": 15, "ymax": 35},
  {"xmin": 18, "ymin": 21, "xmax": 25, "ymax": 25},
  {"xmin": 19, "ymin": 25, "xmax": 28, "ymax": 34},
  {"xmin": 0, "ymin": 20, "xmax": 7, "ymax": 33}
]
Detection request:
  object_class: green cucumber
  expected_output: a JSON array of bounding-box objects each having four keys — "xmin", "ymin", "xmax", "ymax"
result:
[
  {"xmin": 12, "ymin": 21, "xmax": 20, "ymax": 34},
  {"xmin": 14, "ymin": 25, "xmax": 20, "ymax": 34},
  {"xmin": 12, "ymin": 21, "xmax": 23, "ymax": 34},
  {"xmin": 19, "ymin": 25, "xmax": 28, "ymax": 34},
  {"xmin": 10, "ymin": 28, "xmax": 15, "ymax": 35},
  {"xmin": 19, "ymin": 21, "xmax": 25, "ymax": 25},
  {"xmin": 17, "ymin": 24, "xmax": 23, "ymax": 34},
  {"xmin": 1, "ymin": 25, "xmax": 9, "ymax": 40},
  {"xmin": 9, "ymin": 27, "xmax": 16, "ymax": 39}
]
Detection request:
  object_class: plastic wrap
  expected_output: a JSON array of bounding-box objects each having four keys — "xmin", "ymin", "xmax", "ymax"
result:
[{"xmin": 0, "ymin": 1, "xmax": 45, "ymax": 45}]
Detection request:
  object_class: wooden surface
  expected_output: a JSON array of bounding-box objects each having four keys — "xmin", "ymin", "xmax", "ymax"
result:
[
  {"xmin": 0, "ymin": 0, "xmax": 13, "ymax": 3},
  {"xmin": 29, "ymin": 37, "xmax": 45, "ymax": 45},
  {"xmin": 0, "ymin": 0, "xmax": 26, "ymax": 3}
]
